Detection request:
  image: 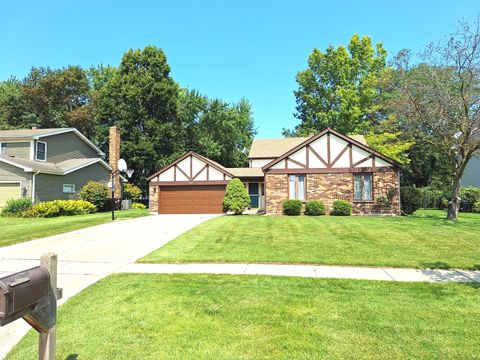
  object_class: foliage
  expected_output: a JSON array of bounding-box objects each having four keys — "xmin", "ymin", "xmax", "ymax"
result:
[
  {"xmin": 459, "ymin": 187, "xmax": 480, "ymax": 212},
  {"xmin": 304, "ymin": 200, "xmax": 325, "ymax": 216},
  {"xmin": 473, "ymin": 201, "xmax": 480, "ymax": 213},
  {"xmin": 0, "ymin": 198, "xmax": 33, "ymax": 217},
  {"xmin": 364, "ymin": 132, "xmax": 413, "ymax": 166},
  {"xmin": 401, "ymin": 186, "xmax": 422, "ymax": 215},
  {"xmin": 123, "ymin": 183, "xmax": 142, "ymax": 201},
  {"xmin": 331, "ymin": 200, "xmax": 352, "ymax": 216},
  {"xmin": 132, "ymin": 202, "xmax": 147, "ymax": 209},
  {"xmin": 391, "ymin": 19, "xmax": 480, "ymax": 219},
  {"xmin": 287, "ymin": 34, "xmax": 388, "ymax": 136},
  {"xmin": 418, "ymin": 187, "xmax": 447, "ymax": 209},
  {"xmin": 222, "ymin": 179, "xmax": 250, "ymax": 215},
  {"xmin": 282, "ymin": 200, "xmax": 302, "ymax": 216},
  {"xmin": 21, "ymin": 200, "xmax": 96, "ymax": 218},
  {"xmin": 376, "ymin": 196, "xmax": 388, "ymax": 206},
  {"xmin": 78, "ymin": 181, "xmax": 109, "ymax": 210}
]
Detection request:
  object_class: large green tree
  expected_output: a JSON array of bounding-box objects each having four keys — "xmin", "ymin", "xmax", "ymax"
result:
[{"xmin": 289, "ymin": 34, "xmax": 388, "ymax": 136}]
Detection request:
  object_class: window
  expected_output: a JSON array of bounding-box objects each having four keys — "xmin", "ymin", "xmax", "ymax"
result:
[
  {"xmin": 0, "ymin": 143, "xmax": 6, "ymax": 155},
  {"xmin": 63, "ymin": 184, "xmax": 75, "ymax": 193},
  {"xmin": 354, "ymin": 173, "xmax": 373, "ymax": 201},
  {"xmin": 289, "ymin": 175, "xmax": 305, "ymax": 200},
  {"xmin": 36, "ymin": 141, "xmax": 47, "ymax": 161}
]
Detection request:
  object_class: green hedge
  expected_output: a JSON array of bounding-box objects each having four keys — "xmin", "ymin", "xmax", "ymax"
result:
[
  {"xmin": 401, "ymin": 186, "xmax": 422, "ymax": 215},
  {"xmin": 223, "ymin": 179, "xmax": 250, "ymax": 215},
  {"xmin": 132, "ymin": 202, "xmax": 147, "ymax": 209},
  {"xmin": 79, "ymin": 181, "xmax": 109, "ymax": 210},
  {"xmin": 283, "ymin": 200, "xmax": 302, "ymax": 216},
  {"xmin": 0, "ymin": 198, "xmax": 33, "ymax": 217},
  {"xmin": 331, "ymin": 200, "xmax": 352, "ymax": 216},
  {"xmin": 304, "ymin": 200, "xmax": 325, "ymax": 216},
  {"xmin": 21, "ymin": 200, "xmax": 96, "ymax": 218}
]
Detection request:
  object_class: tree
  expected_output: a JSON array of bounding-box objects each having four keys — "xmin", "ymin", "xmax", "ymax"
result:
[
  {"xmin": 392, "ymin": 19, "xmax": 480, "ymax": 220},
  {"xmin": 223, "ymin": 178, "xmax": 250, "ymax": 215},
  {"xmin": 288, "ymin": 34, "xmax": 388, "ymax": 136}
]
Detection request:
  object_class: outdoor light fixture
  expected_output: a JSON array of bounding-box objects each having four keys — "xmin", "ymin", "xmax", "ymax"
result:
[{"xmin": 110, "ymin": 159, "xmax": 134, "ymax": 221}]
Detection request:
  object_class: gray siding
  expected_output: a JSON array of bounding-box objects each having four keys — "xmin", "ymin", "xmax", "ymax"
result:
[
  {"xmin": 35, "ymin": 162, "xmax": 109, "ymax": 202},
  {"xmin": 0, "ymin": 162, "xmax": 31, "ymax": 198},
  {"xmin": 462, "ymin": 156, "xmax": 480, "ymax": 186},
  {"xmin": 39, "ymin": 132, "xmax": 100, "ymax": 163},
  {"xmin": 1, "ymin": 142, "xmax": 31, "ymax": 159}
]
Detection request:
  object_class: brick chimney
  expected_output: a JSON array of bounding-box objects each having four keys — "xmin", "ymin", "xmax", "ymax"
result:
[{"xmin": 109, "ymin": 126, "xmax": 122, "ymax": 199}]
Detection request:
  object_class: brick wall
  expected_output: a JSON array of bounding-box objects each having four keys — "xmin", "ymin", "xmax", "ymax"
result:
[
  {"xmin": 149, "ymin": 185, "xmax": 158, "ymax": 212},
  {"xmin": 265, "ymin": 168, "xmax": 400, "ymax": 215}
]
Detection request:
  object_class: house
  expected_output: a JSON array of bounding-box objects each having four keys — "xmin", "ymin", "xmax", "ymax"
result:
[
  {"xmin": 0, "ymin": 127, "xmax": 111, "ymax": 208},
  {"xmin": 147, "ymin": 128, "xmax": 401, "ymax": 215},
  {"xmin": 461, "ymin": 156, "xmax": 480, "ymax": 186}
]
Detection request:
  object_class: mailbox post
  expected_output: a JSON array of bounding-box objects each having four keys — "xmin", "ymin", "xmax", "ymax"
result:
[{"xmin": 0, "ymin": 253, "xmax": 60, "ymax": 360}]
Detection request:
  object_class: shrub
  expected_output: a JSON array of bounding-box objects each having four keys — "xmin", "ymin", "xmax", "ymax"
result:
[
  {"xmin": 331, "ymin": 200, "xmax": 352, "ymax": 216},
  {"xmin": 132, "ymin": 202, "xmax": 147, "ymax": 209},
  {"xmin": 123, "ymin": 183, "xmax": 142, "ymax": 201},
  {"xmin": 222, "ymin": 178, "xmax": 250, "ymax": 215},
  {"xmin": 21, "ymin": 200, "xmax": 96, "ymax": 218},
  {"xmin": 1, "ymin": 198, "xmax": 33, "ymax": 217},
  {"xmin": 473, "ymin": 200, "xmax": 480, "ymax": 213},
  {"xmin": 376, "ymin": 195, "xmax": 388, "ymax": 206},
  {"xmin": 419, "ymin": 187, "xmax": 447, "ymax": 209},
  {"xmin": 283, "ymin": 200, "xmax": 302, "ymax": 216},
  {"xmin": 460, "ymin": 187, "xmax": 480, "ymax": 212},
  {"xmin": 400, "ymin": 186, "xmax": 422, "ymax": 215},
  {"xmin": 304, "ymin": 200, "xmax": 325, "ymax": 216},
  {"xmin": 386, "ymin": 188, "xmax": 397, "ymax": 203},
  {"xmin": 79, "ymin": 181, "xmax": 109, "ymax": 210}
]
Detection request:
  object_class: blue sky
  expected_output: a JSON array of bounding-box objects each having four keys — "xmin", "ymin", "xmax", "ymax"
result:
[{"xmin": 0, "ymin": 0, "xmax": 479, "ymax": 137}]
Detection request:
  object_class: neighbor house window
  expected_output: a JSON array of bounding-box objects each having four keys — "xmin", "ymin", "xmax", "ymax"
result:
[
  {"xmin": 289, "ymin": 175, "xmax": 305, "ymax": 201},
  {"xmin": 63, "ymin": 184, "xmax": 75, "ymax": 193},
  {"xmin": 354, "ymin": 173, "xmax": 373, "ymax": 201},
  {"xmin": 36, "ymin": 141, "xmax": 47, "ymax": 161}
]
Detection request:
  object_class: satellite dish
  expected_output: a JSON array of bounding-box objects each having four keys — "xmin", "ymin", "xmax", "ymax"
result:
[{"xmin": 117, "ymin": 158, "xmax": 127, "ymax": 172}]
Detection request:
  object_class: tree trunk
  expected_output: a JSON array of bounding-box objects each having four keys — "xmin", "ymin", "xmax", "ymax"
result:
[{"xmin": 447, "ymin": 176, "xmax": 461, "ymax": 220}]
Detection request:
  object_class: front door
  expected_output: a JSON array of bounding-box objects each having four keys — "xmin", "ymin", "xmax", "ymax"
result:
[{"xmin": 248, "ymin": 182, "xmax": 259, "ymax": 208}]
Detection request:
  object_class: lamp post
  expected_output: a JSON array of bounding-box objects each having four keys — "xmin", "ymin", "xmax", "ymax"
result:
[{"xmin": 110, "ymin": 159, "xmax": 134, "ymax": 221}]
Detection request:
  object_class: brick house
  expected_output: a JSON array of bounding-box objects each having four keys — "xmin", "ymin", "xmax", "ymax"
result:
[{"xmin": 147, "ymin": 128, "xmax": 400, "ymax": 215}]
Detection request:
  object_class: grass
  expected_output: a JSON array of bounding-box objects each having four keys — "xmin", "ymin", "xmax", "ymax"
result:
[
  {"xmin": 7, "ymin": 274, "xmax": 480, "ymax": 359},
  {"xmin": 0, "ymin": 209, "xmax": 150, "ymax": 247},
  {"xmin": 140, "ymin": 210, "xmax": 480, "ymax": 269}
]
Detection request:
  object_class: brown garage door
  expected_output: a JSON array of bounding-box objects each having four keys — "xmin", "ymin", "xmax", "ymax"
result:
[{"xmin": 159, "ymin": 185, "xmax": 226, "ymax": 214}]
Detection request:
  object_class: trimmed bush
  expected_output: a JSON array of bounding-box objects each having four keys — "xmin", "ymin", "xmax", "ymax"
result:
[
  {"xmin": 124, "ymin": 183, "xmax": 142, "ymax": 201},
  {"xmin": 223, "ymin": 178, "xmax": 250, "ymax": 215},
  {"xmin": 21, "ymin": 200, "xmax": 96, "ymax": 218},
  {"xmin": 401, "ymin": 186, "xmax": 422, "ymax": 215},
  {"xmin": 283, "ymin": 200, "xmax": 302, "ymax": 216},
  {"xmin": 304, "ymin": 200, "xmax": 325, "ymax": 216},
  {"xmin": 331, "ymin": 200, "xmax": 352, "ymax": 216},
  {"xmin": 132, "ymin": 202, "xmax": 147, "ymax": 209},
  {"xmin": 376, "ymin": 195, "xmax": 388, "ymax": 206},
  {"xmin": 1, "ymin": 198, "xmax": 33, "ymax": 217},
  {"xmin": 460, "ymin": 187, "xmax": 480, "ymax": 212},
  {"xmin": 79, "ymin": 181, "xmax": 109, "ymax": 210}
]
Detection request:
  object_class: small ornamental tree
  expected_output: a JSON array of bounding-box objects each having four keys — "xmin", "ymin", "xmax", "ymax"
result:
[
  {"xmin": 123, "ymin": 183, "xmax": 142, "ymax": 201},
  {"xmin": 223, "ymin": 178, "xmax": 250, "ymax": 215},
  {"xmin": 78, "ymin": 181, "xmax": 109, "ymax": 210}
]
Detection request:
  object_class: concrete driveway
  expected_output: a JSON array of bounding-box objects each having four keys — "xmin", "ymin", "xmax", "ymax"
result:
[{"xmin": 0, "ymin": 213, "xmax": 218, "ymax": 359}]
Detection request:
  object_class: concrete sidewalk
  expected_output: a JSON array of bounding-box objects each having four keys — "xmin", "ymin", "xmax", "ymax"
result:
[
  {"xmin": 0, "ymin": 213, "xmax": 217, "ymax": 359},
  {"xmin": 118, "ymin": 263, "xmax": 480, "ymax": 283}
]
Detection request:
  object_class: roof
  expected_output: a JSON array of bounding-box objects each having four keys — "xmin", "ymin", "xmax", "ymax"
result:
[
  {"xmin": 0, "ymin": 128, "xmax": 105, "ymax": 156},
  {"xmin": 249, "ymin": 134, "xmax": 367, "ymax": 158},
  {"xmin": 0, "ymin": 155, "xmax": 111, "ymax": 175},
  {"xmin": 226, "ymin": 167, "xmax": 264, "ymax": 178}
]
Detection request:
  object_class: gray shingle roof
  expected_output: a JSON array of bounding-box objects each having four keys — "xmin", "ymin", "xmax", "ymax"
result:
[
  {"xmin": 0, "ymin": 128, "xmax": 68, "ymax": 139},
  {"xmin": 0, "ymin": 155, "xmax": 110, "ymax": 174},
  {"xmin": 226, "ymin": 167, "xmax": 264, "ymax": 178}
]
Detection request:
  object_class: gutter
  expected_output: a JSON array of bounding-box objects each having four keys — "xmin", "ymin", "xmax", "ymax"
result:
[{"xmin": 31, "ymin": 171, "xmax": 40, "ymax": 202}]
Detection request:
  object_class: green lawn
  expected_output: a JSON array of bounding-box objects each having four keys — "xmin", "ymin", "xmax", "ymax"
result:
[
  {"xmin": 140, "ymin": 210, "xmax": 480, "ymax": 269},
  {"xmin": 0, "ymin": 209, "xmax": 149, "ymax": 247},
  {"xmin": 7, "ymin": 274, "xmax": 480, "ymax": 359}
]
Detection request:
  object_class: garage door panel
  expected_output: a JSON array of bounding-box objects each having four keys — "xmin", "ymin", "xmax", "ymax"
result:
[
  {"xmin": 159, "ymin": 185, "xmax": 225, "ymax": 214},
  {"xmin": 0, "ymin": 183, "xmax": 21, "ymax": 208}
]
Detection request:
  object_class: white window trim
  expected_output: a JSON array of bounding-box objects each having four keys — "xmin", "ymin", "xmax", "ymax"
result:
[
  {"xmin": 35, "ymin": 141, "xmax": 47, "ymax": 162},
  {"xmin": 63, "ymin": 184, "xmax": 75, "ymax": 193}
]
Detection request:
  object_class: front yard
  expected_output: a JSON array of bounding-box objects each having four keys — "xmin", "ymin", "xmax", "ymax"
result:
[
  {"xmin": 7, "ymin": 274, "xmax": 480, "ymax": 359},
  {"xmin": 0, "ymin": 209, "xmax": 150, "ymax": 247},
  {"xmin": 140, "ymin": 210, "xmax": 480, "ymax": 269}
]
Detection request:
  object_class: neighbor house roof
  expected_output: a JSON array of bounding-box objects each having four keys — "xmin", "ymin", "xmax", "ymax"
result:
[
  {"xmin": 249, "ymin": 134, "xmax": 368, "ymax": 158},
  {"xmin": 226, "ymin": 167, "xmax": 264, "ymax": 178},
  {"xmin": 0, "ymin": 128, "xmax": 105, "ymax": 156},
  {"xmin": 0, "ymin": 155, "xmax": 111, "ymax": 175}
]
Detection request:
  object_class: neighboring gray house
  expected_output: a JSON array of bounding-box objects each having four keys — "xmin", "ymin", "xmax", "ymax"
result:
[
  {"xmin": 0, "ymin": 128, "xmax": 111, "ymax": 208},
  {"xmin": 462, "ymin": 156, "xmax": 480, "ymax": 186}
]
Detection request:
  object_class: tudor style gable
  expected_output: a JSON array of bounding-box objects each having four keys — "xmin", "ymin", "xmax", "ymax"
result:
[{"xmin": 262, "ymin": 128, "xmax": 398, "ymax": 173}]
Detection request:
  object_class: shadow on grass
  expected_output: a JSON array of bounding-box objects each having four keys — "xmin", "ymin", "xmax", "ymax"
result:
[{"xmin": 65, "ymin": 354, "xmax": 78, "ymax": 360}]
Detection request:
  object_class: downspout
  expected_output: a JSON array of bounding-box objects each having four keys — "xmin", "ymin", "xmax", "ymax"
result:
[{"xmin": 31, "ymin": 171, "xmax": 40, "ymax": 202}]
